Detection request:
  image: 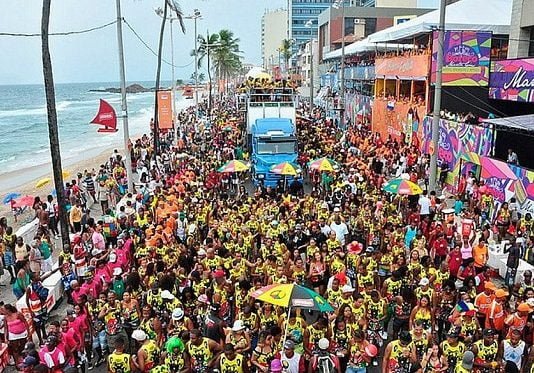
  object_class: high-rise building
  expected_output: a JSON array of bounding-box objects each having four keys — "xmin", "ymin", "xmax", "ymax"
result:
[
  {"xmin": 261, "ymin": 9, "xmax": 288, "ymax": 71},
  {"xmin": 508, "ymin": 0, "xmax": 534, "ymax": 58}
]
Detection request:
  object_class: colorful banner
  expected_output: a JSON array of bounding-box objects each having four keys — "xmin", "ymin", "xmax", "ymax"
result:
[
  {"xmin": 372, "ymin": 99, "xmax": 426, "ymax": 143},
  {"xmin": 157, "ymin": 90, "xmax": 173, "ymax": 129},
  {"xmin": 489, "ymin": 58, "xmax": 534, "ymax": 102},
  {"xmin": 344, "ymin": 92, "xmax": 372, "ymax": 125},
  {"xmin": 431, "ymin": 31, "xmax": 492, "ymax": 86},
  {"xmin": 421, "ymin": 116, "xmax": 494, "ymax": 188},
  {"xmin": 375, "ymin": 54, "xmax": 430, "ymax": 79}
]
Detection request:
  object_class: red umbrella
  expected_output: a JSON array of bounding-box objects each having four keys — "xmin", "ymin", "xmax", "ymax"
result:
[{"xmin": 14, "ymin": 195, "xmax": 35, "ymax": 208}]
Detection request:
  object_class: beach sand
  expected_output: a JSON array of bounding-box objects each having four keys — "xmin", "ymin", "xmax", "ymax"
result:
[{"xmin": 0, "ymin": 146, "xmax": 116, "ymax": 228}]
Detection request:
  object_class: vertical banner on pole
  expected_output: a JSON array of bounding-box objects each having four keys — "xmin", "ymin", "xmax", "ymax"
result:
[{"xmin": 157, "ymin": 90, "xmax": 173, "ymax": 129}]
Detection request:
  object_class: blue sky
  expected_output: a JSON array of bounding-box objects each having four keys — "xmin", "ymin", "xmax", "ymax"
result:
[{"xmin": 0, "ymin": 0, "xmax": 287, "ymax": 85}]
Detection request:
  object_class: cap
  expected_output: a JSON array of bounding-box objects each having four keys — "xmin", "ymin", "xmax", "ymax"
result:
[
  {"xmin": 197, "ymin": 294, "xmax": 209, "ymax": 304},
  {"xmin": 464, "ymin": 309, "xmax": 476, "ymax": 317},
  {"xmin": 483, "ymin": 329, "xmax": 496, "ymax": 337},
  {"xmin": 197, "ymin": 249, "xmax": 207, "ymax": 256},
  {"xmin": 447, "ymin": 329, "xmax": 460, "ymax": 338},
  {"xmin": 517, "ymin": 302, "xmax": 533, "ymax": 313},
  {"xmin": 161, "ymin": 290, "xmax": 175, "ymax": 300},
  {"xmin": 21, "ymin": 356, "xmax": 38, "ymax": 368},
  {"xmin": 461, "ymin": 351, "xmax": 475, "ymax": 370},
  {"xmin": 231, "ymin": 320, "xmax": 246, "ymax": 332},
  {"xmin": 419, "ymin": 278, "xmax": 430, "ymax": 286},
  {"xmin": 484, "ymin": 281, "xmax": 497, "ymax": 290},
  {"xmin": 172, "ymin": 308, "xmax": 184, "ymax": 321},
  {"xmin": 270, "ymin": 359, "xmax": 283, "ymax": 372},
  {"xmin": 318, "ymin": 338, "xmax": 330, "ymax": 350},
  {"xmin": 342, "ymin": 284, "xmax": 355, "ymax": 293},
  {"xmin": 495, "ymin": 289, "xmax": 509, "ymax": 298},
  {"xmin": 113, "ymin": 267, "xmax": 123, "ymax": 276},
  {"xmin": 132, "ymin": 329, "xmax": 147, "ymax": 341},
  {"xmin": 66, "ymin": 308, "xmax": 76, "ymax": 316},
  {"xmin": 214, "ymin": 269, "xmax": 226, "ymax": 279},
  {"xmin": 284, "ymin": 340, "xmax": 295, "ymax": 349},
  {"xmin": 333, "ymin": 207, "xmax": 341, "ymax": 212},
  {"xmin": 46, "ymin": 335, "xmax": 58, "ymax": 345}
]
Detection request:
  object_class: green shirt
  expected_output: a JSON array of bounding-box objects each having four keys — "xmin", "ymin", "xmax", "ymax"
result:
[{"xmin": 40, "ymin": 242, "xmax": 52, "ymax": 260}]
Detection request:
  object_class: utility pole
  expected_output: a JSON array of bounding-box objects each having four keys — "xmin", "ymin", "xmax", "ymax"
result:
[
  {"xmin": 194, "ymin": 15, "xmax": 199, "ymax": 120},
  {"xmin": 429, "ymin": 0, "xmax": 446, "ymax": 192},
  {"xmin": 153, "ymin": 1, "xmax": 168, "ymax": 160},
  {"xmin": 170, "ymin": 17, "xmax": 176, "ymax": 126},
  {"xmin": 115, "ymin": 0, "xmax": 133, "ymax": 192},
  {"xmin": 310, "ymin": 37, "xmax": 314, "ymax": 112},
  {"xmin": 339, "ymin": 1, "xmax": 346, "ymax": 129},
  {"xmin": 41, "ymin": 0, "xmax": 70, "ymax": 247}
]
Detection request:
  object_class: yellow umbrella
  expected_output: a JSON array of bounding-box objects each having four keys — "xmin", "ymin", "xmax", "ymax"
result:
[{"xmin": 36, "ymin": 177, "xmax": 51, "ymax": 188}]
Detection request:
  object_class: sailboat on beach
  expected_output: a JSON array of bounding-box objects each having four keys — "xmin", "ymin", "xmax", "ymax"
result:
[{"xmin": 90, "ymin": 99, "xmax": 118, "ymax": 133}]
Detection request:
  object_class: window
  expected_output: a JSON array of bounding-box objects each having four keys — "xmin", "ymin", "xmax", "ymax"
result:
[{"xmin": 257, "ymin": 140, "xmax": 296, "ymax": 154}]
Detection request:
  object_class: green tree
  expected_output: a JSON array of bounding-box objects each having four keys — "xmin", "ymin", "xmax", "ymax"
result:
[
  {"xmin": 193, "ymin": 32, "xmax": 219, "ymax": 111},
  {"xmin": 212, "ymin": 29, "xmax": 242, "ymax": 94},
  {"xmin": 280, "ymin": 39, "xmax": 293, "ymax": 75}
]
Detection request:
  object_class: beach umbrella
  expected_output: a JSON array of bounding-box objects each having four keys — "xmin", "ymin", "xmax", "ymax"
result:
[
  {"xmin": 36, "ymin": 177, "xmax": 51, "ymax": 188},
  {"xmin": 270, "ymin": 162, "xmax": 301, "ymax": 176},
  {"xmin": 217, "ymin": 160, "xmax": 249, "ymax": 173},
  {"xmin": 308, "ymin": 157, "xmax": 339, "ymax": 172},
  {"xmin": 3, "ymin": 192, "xmax": 20, "ymax": 204},
  {"xmin": 382, "ymin": 178, "xmax": 423, "ymax": 196},
  {"xmin": 62, "ymin": 170, "xmax": 70, "ymax": 178},
  {"xmin": 251, "ymin": 283, "xmax": 333, "ymax": 350},
  {"xmin": 14, "ymin": 195, "xmax": 35, "ymax": 208}
]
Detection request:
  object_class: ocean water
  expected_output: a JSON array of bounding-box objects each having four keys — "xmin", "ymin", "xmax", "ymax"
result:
[{"xmin": 0, "ymin": 81, "xmax": 191, "ymax": 176}]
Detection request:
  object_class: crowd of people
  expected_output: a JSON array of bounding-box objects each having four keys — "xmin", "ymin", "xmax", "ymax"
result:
[{"xmin": 0, "ymin": 94, "xmax": 533, "ymax": 373}]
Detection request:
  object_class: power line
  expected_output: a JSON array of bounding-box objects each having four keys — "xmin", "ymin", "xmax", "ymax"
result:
[
  {"xmin": 0, "ymin": 20, "xmax": 117, "ymax": 37},
  {"xmin": 122, "ymin": 18, "xmax": 194, "ymax": 69}
]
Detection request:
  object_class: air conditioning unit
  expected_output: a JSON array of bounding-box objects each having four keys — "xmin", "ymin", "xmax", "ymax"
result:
[{"xmin": 353, "ymin": 18, "xmax": 366, "ymax": 25}]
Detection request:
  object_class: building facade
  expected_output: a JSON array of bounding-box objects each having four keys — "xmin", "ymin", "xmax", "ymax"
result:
[
  {"xmin": 508, "ymin": 0, "xmax": 534, "ymax": 58},
  {"xmin": 261, "ymin": 9, "xmax": 288, "ymax": 72}
]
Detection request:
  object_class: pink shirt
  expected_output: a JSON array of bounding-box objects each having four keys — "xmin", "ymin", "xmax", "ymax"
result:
[{"xmin": 92, "ymin": 232, "xmax": 106, "ymax": 251}]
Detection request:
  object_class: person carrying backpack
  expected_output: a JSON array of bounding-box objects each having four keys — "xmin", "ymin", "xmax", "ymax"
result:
[{"xmin": 309, "ymin": 338, "xmax": 340, "ymax": 373}]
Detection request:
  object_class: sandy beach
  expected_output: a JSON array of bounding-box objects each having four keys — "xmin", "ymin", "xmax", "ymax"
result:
[{"xmin": 0, "ymin": 145, "xmax": 117, "ymax": 227}]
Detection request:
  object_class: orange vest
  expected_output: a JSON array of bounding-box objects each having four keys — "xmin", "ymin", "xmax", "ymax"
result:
[
  {"xmin": 475, "ymin": 292, "xmax": 494, "ymax": 316},
  {"xmin": 486, "ymin": 301, "xmax": 505, "ymax": 331}
]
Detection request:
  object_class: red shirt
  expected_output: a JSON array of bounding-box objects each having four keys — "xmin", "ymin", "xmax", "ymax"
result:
[
  {"xmin": 433, "ymin": 238, "xmax": 449, "ymax": 257},
  {"xmin": 448, "ymin": 250, "xmax": 462, "ymax": 276}
]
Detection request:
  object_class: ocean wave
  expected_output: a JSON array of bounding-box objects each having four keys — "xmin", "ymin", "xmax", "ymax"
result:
[{"xmin": 0, "ymin": 101, "xmax": 71, "ymax": 118}]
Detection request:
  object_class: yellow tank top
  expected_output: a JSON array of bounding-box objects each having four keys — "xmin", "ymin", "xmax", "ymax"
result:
[
  {"xmin": 140, "ymin": 340, "xmax": 159, "ymax": 372},
  {"xmin": 473, "ymin": 340, "xmax": 498, "ymax": 363},
  {"xmin": 108, "ymin": 352, "xmax": 131, "ymax": 373},
  {"xmin": 220, "ymin": 353, "xmax": 244, "ymax": 373},
  {"xmin": 188, "ymin": 338, "xmax": 212, "ymax": 368}
]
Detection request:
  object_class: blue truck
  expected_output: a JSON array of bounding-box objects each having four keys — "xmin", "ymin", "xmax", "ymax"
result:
[{"xmin": 251, "ymin": 118, "xmax": 298, "ymax": 187}]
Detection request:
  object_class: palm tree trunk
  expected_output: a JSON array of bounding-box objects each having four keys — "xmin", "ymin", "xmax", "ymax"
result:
[
  {"xmin": 153, "ymin": 0, "xmax": 168, "ymax": 160},
  {"xmin": 41, "ymin": 0, "xmax": 70, "ymax": 246},
  {"xmin": 207, "ymin": 36, "xmax": 212, "ymax": 118}
]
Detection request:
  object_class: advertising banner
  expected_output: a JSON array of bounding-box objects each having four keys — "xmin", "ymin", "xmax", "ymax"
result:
[
  {"xmin": 372, "ymin": 99, "xmax": 426, "ymax": 143},
  {"xmin": 157, "ymin": 90, "xmax": 173, "ymax": 129},
  {"xmin": 375, "ymin": 54, "xmax": 430, "ymax": 79},
  {"xmin": 489, "ymin": 58, "xmax": 534, "ymax": 102},
  {"xmin": 421, "ymin": 116, "xmax": 493, "ymax": 188},
  {"xmin": 344, "ymin": 92, "xmax": 372, "ymax": 125},
  {"xmin": 431, "ymin": 31, "xmax": 492, "ymax": 86}
]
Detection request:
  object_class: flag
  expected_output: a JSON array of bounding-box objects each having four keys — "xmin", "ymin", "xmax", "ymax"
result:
[{"xmin": 90, "ymin": 99, "xmax": 118, "ymax": 133}]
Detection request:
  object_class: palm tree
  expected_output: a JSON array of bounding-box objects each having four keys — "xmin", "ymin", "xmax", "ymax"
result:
[
  {"xmin": 193, "ymin": 32, "xmax": 219, "ymax": 114},
  {"xmin": 212, "ymin": 30, "xmax": 242, "ymax": 95},
  {"xmin": 153, "ymin": 0, "xmax": 185, "ymax": 158},
  {"xmin": 41, "ymin": 0, "xmax": 70, "ymax": 246},
  {"xmin": 280, "ymin": 39, "xmax": 293, "ymax": 76}
]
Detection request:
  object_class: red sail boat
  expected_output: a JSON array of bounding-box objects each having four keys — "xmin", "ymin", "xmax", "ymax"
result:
[{"xmin": 90, "ymin": 99, "xmax": 118, "ymax": 133}]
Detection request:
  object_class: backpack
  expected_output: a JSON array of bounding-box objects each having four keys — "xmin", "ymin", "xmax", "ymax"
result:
[{"xmin": 315, "ymin": 352, "xmax": 336, "ymax": 373}]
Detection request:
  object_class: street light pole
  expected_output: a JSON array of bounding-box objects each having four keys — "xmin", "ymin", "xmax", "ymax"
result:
[
  {"xmin": 115, "ymin": 0, "xmax": 133, "ymax": 192},
  {"xmin": 305, "ymin": 20, "xmax": 314, "ymax": 112},
  {"xmin": 185, "ymin": 9, "xmax": 202, "ymax": 121},
  {"xmin": 340, "ymin": 1, "xmax": 346, "ymax": 129},
  {"xmin": 169, "ymin": 17, "xmax": 176, "ymax": 125},
  {"xmin": 429, "ymin": 0, "xmax": 447, "ymax": 192}
]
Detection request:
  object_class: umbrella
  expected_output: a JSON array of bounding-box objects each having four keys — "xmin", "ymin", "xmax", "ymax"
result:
[
  {"xmin": 217, "ymin": 160, "xmax": 249, "ymax": 173},
  {"xmin": 382, "ymin": 178, "xmax": 423, "ymax": 195},
  {"xmin": 270, "ymin": 162, "xmax": 301, "ymax": 176},
  {"xmin": 308, "ymin": 157, "xmax": 339, "ymax": 172},
  {"xmin": 62, "ymin": 170, "xmax": 70, "ymax": 178},
  {"xmin": 36, "ymin": 177, "xmax": 51, "ymax": 188},
  {"xmin": 251, "ymin": 283, "xmax": 333, "ymax": 312},
  {"xmin": 14, "ymin": 195, "xmax": 35, "ymax": 208},
  {"xmin": 251, "ymin": 283, "xmax": 333, "ymax": 350},
  {"xmin": 3, "ymin": 192, "xmax": 20, "ymax": 204}
]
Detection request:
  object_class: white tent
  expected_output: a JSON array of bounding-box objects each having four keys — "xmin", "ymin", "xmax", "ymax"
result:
[
  {"xmin": 323, "ymin": 37, "xmax": 413, "ymax": 60},
  {"xmin": 368, "ymin": 0, "xmax": 512, "ymax": 43}
]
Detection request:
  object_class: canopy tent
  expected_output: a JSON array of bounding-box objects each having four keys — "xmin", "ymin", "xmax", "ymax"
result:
[
  {"xmin": 483, "ymin": 115, "xmax": 534, "ymax": 133},
  {"xmin": 323, "ymin": 37, "xmax": 413, "ymax": 60},
  {"xmin": 367, "ymin": 0, "xmax": 512, "ymax": 43}
]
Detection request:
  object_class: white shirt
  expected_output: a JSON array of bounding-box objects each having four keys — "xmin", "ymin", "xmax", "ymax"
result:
[
  {"xmin": 330, "ymin": 221, "xmax": 349, "ymax": 245},
  {"xmin": 418, "ymin": 196, "xmax": 431, "ymax": 215},
  {"xmin": 281, "ymin": 351, "xmax": 302, "ymax": 373}
]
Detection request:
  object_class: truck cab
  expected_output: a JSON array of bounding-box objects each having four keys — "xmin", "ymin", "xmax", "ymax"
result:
[{"xmin": 251, "ymin": 118, "xmax": 298, "ymax": 187}]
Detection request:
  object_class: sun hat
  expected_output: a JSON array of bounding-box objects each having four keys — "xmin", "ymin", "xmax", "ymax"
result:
[
  {"xmin": 113, "ymin": 267, "xmax": 123, "ymax": 276},
  {"xmin": 161, "ymin": 290, "xmax": 175, "ymax": 300},
  {"xmin": 484, "ymin": 281, "xmax": 496, "ymax": 290},
  {"xmin": 214, "ymin": 269, "xmax": 226, "ymax": 279},
  {"xmin": 495, "ymin": 289, "xmax": 509, "ymax": 298},
  {"xmin": 318, "ymin": 338, "xmax": 330, "ymax": 350},
  {"xmin": 132, "ymin": 329, "xmax": 147, "ymax": 341},
  {"xmin": 231, "ymin": 320, "xmax": 246, "ymax": 332},
  {"xmin": 172, "ymin": 308, "xmax": 185, "ymax": 320},
  {"xmin": 517, "ymin": 302, "xmax": 533, "ymax": 313},
  {"xmin": 342, "ymin": 284, "xmax": 355, "ymax": 293},
  {"xmin": 365, "ymin": 344, "xmax": 378, "ymax": 357},
  {"xmin": 419, "ymin": 278, "xmax": 430, "ymax": 286}
]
